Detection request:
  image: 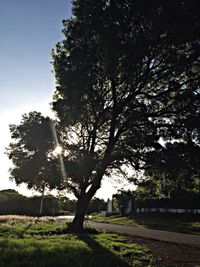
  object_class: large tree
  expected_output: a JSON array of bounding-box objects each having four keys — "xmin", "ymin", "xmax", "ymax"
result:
[
  {"xmin": 7, "ymin": 0, "xmax": 199, "ymax": 231},
  {"xmin": 51, "ymin": 0, "xmax": 199, "ymax": 231}
]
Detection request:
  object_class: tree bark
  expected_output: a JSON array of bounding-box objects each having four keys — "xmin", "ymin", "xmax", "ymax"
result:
[
  {"xmin": 69, "ymin": 174, "xmax": 105, "ymax": 232},
  {"xmin": 68, "ymin": 195, "xmax": 90, "ymax": 232}
]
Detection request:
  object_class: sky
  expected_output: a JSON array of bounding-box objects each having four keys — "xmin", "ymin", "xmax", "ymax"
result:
[{"xmin": 0, "ymin": 0, "xmax": 134, "ymax": 200}]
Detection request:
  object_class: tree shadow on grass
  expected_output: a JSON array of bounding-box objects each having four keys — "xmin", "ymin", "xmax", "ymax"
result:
[
  {"xmin": 0, "ymin": 235, "xmax": 130, "ymax": 267},
  {"xmin": 77, "ymin": 234, "xmax": 130, "ymax": 267},
  {"xmin": 17, "ymin": 217, "xmax": 41, "ymax": 238}
]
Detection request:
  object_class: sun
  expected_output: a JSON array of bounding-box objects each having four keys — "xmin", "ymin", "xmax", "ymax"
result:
[{"xmin": 53, "ymin": 144, "xmax": 63, "ymax": 156}]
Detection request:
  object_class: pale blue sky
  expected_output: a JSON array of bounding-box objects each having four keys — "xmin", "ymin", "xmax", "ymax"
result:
[
  {"xmin": 0, "ymin": 0, "xmax": 134, "ymax": 199},
  {"xmin": 0, "ymin": 0, "xmax": 73, "ymax": 197},
  {"xmin": 0, "ymin": 0, "xmax": 71, "ymax": 112}
]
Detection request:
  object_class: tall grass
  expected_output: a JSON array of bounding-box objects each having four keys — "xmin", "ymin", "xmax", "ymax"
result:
[{"xmin": 0, "ymin": 217, "xmax": 153, "ymax": 267}]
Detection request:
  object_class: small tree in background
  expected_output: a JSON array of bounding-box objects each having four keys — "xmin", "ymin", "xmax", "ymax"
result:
[
  {"xmin": 7, "ymin": 112, "xmax": 62, "ymax": 191},
  {"xmin": 6, "ymin": 112, "xmax": 64, "ymax": 214}
]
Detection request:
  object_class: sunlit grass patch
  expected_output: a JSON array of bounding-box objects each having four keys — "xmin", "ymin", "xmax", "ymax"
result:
[{"xmin": 0, "ymin": 217, "xmax": 153, "ymax": 267}]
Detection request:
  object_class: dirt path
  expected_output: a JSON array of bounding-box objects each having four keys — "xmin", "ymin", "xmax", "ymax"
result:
[
  {"xmin": 88, "ymin": 221, "xmax": 200, "ymax": 246},
  {"xmin": 59, "ymin": 218, "xmax": 200, "ymax": 266},
  {"xmin": 126, "ymin": 235, "xmax": 200, "ymax": 267}
]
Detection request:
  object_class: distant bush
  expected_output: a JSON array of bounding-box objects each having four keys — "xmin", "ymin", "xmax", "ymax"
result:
[
  {"xmin": 0, "ymin": 190, "xmax": 106, "ymax": 216},
  {"xmin": 136, "ymin": 192, "xmax": 200, "ymax": 209},
  {"xmin": 0, "ymin": 190, "xmax": 60, "ymax": 216}
]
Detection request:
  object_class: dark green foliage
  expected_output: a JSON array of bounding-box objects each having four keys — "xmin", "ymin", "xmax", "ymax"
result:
[
  {"xmin": 114, "ymin": 190, "xmax": 135, "ymax": 216},
  {"xmin": 52, "ymin": 0, "xmax": 200, "ymax": 223},
  {"xmin": 56, "ymin": 196, "xmax": 76, "ymax": 213},
  {"xmin": 135, "ymin": 178, "xmax": 162, "ymax": 200},
  {"xmin": 7, "ymin": 112, "xmax": 63, "ymax": 192},
  {"xmin": 145, "ymin": 142, "xmax": 200, "ymax": 196},
  {"xmin": 87, "ymin": 197, "xmax": 106, "ymax": 214},
  {"xmin": 135, "ymin": 192, "xmax": 200, "ymax": 210},
  {"xmin": 0, "ymin": 190, "xmax": 106, "ymax": 216},
  {"xmin": 54, "ymin": 196, "xmax": 106, "ymax": 214},
  {"xmin": 0, "ymin": 190, "xmax": 60, "ymax": 216}
]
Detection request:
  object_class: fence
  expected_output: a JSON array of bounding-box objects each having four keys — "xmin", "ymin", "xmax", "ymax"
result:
[{"xmin": 136, "ymin": 208, "xmax": 200, "ymax": 214}]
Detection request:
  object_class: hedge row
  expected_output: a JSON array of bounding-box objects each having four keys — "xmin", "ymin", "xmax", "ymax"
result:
[{"xmin": 135, "ymin": 193, "xmax": 200, "ymax": 209}]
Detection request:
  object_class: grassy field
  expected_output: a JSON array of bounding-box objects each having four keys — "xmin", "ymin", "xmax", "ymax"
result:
[
  {"xmin": 0, "ymin": 216, "xmax": 154, "ymax": 267},
  {"xmin": 91, "ymin": 213, "xmax": 200, "ymax": 235}
]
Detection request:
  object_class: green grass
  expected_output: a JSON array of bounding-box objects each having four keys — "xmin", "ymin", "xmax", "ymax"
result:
[
  {"xmin": 0, "ymin": 217, "xmax": 154, "ymax": 267},
  {"xmin": 91, "ymin": 213, "xmax": 200, "ymax": 235}
]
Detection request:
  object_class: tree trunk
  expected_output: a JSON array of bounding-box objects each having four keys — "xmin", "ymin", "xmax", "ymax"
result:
[
  {"xmin": 39, "ymin": 188, "xmax": 45, "ymax": 216},
  {"xmin": 69, "ymin": 174, "xmax": 104, "ymax": 232},
  {"xmin": 68, "ymin": 195, "xmax": 90, "ymax": 232}
]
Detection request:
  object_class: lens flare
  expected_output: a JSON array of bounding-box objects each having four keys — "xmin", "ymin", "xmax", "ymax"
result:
[
  {"xmin": 50, "ymin": 122, "xmax": 67, "ymax": 181},
  {"xmin": 53, "ymin": 144, "xmax": 63, "ymax": 156}
]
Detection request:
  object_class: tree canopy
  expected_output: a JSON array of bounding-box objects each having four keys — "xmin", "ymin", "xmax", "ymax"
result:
[
  {"xmin": 7, "ymin": 112, "xmax": 63, "ymax": 192},
  {"xmin": 7, "ymin": 0, "xmax": 200, "ymax": 231},
  {"xmin": 145, "ymin": 141, "xmax": 200, "ymax": 196}
]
